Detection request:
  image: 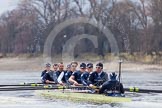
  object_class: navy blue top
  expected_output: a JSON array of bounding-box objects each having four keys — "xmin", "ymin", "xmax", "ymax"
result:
[
  {"xmin": 99, "ymin": 80, "xmax": 124, "ymax": 94},
  {"xmin": 53, "ymin": 71, "xmax": 60, "ymax": 83},
  {"xmin": 41, "ymin": 70, "xmax": 54, "ymax": 83},
  {"xmin": 71, "ymin": 71, "xmax": 83, "ymax": 84},
  {"xmin": 81, "ymin": 72, "xmax": 89, "ymax": 86},
  {"xmin": 41, "ymin": 70, "xmax": 47, "ymax": 77},
  {"xmin": 88, "ymin": 71, "xmax": 108, "ymax": 86},
  {"xmin": 65, "ymin": 71, "xmax": 73, "ymax": 84}
]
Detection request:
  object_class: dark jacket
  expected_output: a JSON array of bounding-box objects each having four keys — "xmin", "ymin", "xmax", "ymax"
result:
[
  {"xmin": 88, "ymin": 71, "xmax": 108, "ymax": 86},
  {"xmin": 99, "ymin": 80, "xmax": 124, "ymax": 94},
  {"xmin": 71, "ymin": 70, "xmax": 83, "ymax": 84},
  {"xmin": 41, "ymin": 70, "xmax": 54, "ymax": 83},
  {"xmin": 41, "ymin": 70, "xmax": 47, "ymax": 77},
  {"xmin": 81, "ymin": 72, "xmax": 89, "ymax": 86},
  {"xmin": 65, "ymin": 71, "xmax": 73, "ymax": 84}
]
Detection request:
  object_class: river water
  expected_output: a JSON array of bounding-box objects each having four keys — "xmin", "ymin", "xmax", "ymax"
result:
[{"xmin": 0, "ymin": 70, "xmax": 162, "ymax": 108}]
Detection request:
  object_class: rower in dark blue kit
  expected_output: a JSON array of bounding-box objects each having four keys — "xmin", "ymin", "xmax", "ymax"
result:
[
  {"xmin": 88, "ymin": 63, "xmax": 108, "ymax": 87},
  {"xmin": 65, "ymin": 61, "xmax": 78, "ymax": 85},
  {"xmin": 65, "ymin": 64, "xmax": 71, "ymax": 73},
  {"xmin": 41, "ymin": 63, "xmax": 51, "ymax": 77},
  {"xmin": 69, "ymin": 63, "xmax": 86, "ymax": 86},
  {"xmin": 99, "ymin": 72, "xmax": 125, "ymax": 96},
  {"xmin": 41, "ymin": 63, "xmax": 55, "ymax": 84},
  {"xmin": 81, "ymin": 63, "xmax": 93, "ymax": 86}
]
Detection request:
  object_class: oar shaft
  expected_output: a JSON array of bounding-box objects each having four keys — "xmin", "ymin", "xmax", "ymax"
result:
[
  {"xmin": 0, "ymin": 85, "xmax": 90, "ymax": 91},
  {"xmin": 125, "ymin": 87, "xmax": 162, "ymax": 93},
  {"xmin": 0, "ymin": 87, "xmax": 54, "ymax": 91},
  {"xmin": 0, "ymin": 84, "xmax": 44, "ymax": 87},
  {"xmin": 1, "ymin": 85, "xmax": 162, "ymax": 93},
  {"xmin": 0, "ymin": 86, "xmax": 65, "ymax": 91},
  {"xmin": 0, "ymin": 83, "xmax": 57, "ymax": 87}
]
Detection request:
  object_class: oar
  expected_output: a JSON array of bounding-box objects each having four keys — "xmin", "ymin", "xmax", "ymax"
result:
[
  {"xmin": 0, "ymin": 85, "xmax": 66, "ymax": 91},
  {"xmin": 125, "ymin": 87, "xmax": 162, "ymax": 93},
  {"xmin": 70, "ymin": 86, "xmax": 162, "ymax": 94},
  {"xmin": 0, "ymin": 85, "xmax": 88, "ymax": 91},
  {"xmin": 0, "ymin": 82, "xmax": 57, "ymax": 87},
  {"xmin": 1, "ymin": 84, "xmax": 162, "ymax": 94},
  {"xmin": 0, "ymin": 84, "xmax": 44, "ymax": 87},
  {"xmin": 19, "ymin": 82, "xmax": 43, "ymax": 85}
]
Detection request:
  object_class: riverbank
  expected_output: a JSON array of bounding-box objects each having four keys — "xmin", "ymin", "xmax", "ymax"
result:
[{"xmin": 0, "ymin": 57, "xmax": 161, "ymax": 72}]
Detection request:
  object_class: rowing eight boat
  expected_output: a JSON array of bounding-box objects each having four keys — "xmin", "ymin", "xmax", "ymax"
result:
[{"xmin": 36, "ymin": 90, "xmax": 131, "ymax": 104}]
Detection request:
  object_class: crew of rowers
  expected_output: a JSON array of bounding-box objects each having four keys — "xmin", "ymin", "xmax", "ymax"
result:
[{"xmin": 41, "ymin": 61, "xmax": 124, "ymax": 95}]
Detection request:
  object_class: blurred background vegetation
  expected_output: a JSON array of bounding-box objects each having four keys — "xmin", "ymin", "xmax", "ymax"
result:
[{"xmin": 0, "ymin": 0, "xmax": 162, "ymax": 64}]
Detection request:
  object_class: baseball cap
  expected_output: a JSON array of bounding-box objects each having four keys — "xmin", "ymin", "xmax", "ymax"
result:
[
  {"xmin": 46, "ymin": 63, "xmax": 51, "ymax": 67},
  {"xmin": 80, "ymin": 63, "xmax": 86, "ymax": 69},
  {"xmin": 67, "ymin": 64, "xmax": 71, "ymax": 68},
  {"xmin": 87, "ymin": 63, "xmax": 93, "ymax": 68},
  {"xmin": 96, "ymin": 62, "xmax": 103, "ymax": 68}
]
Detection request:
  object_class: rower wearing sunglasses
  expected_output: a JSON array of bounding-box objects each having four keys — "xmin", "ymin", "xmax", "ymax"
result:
[{"xmin": 88, "ymin": 63, "xmax": 108, "ymax": 88}]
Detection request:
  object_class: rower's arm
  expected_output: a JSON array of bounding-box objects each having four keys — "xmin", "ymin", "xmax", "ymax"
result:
[
  {"xmin": 57, "ymin": 71, "xmax": 64, "ymax": 84},
  {"xmin": 45, "ymin": 80, "xmax": 55, "ymax": 84},
  {"xmin": 69, "ymin": 75, "xmax": 77, "ymax": 84},
  {"xmin": 41, "ymin": 73, "xmax": 55, "ymax": 84}
]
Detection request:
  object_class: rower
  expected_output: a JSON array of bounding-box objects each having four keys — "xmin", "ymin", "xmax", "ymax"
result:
[
  {"xmin": 69, "ymin": 63, "xmax": 86, "ymax": 86},
  {"xmin": 53, "ymin": 63, "xmax": 58, "ymax": 72},
  {"xmin": 65, "ymin": 64, "xmax": 71, "ymax": 73},
  {"xmin": 41, "ymin": 63, "xmax": 51, "ymax": 77},
  {"xmin": 54, "ymin": 62, "xmax": 66, "ymax": 85},
  {"xmin": 81, "ymin": 63, "xmax": 93, "ymax": 86},
  {"xmin": 99, "ymin": 72, "xmax": 124, "ymax": 96},
  {"xmin": 88, "ymin": 63, "xmax": 108, "ymax": 87},
  {"xmin": 65, "ymin": 62, "xmax": 78, "ymax": 85},
  {"xmin": 71, "ymin": 61, "xmax": 78, "ymax": 67},
  {"xmin": 41, "ymin": 63, "xmax": 55, "ymax": 84}
]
